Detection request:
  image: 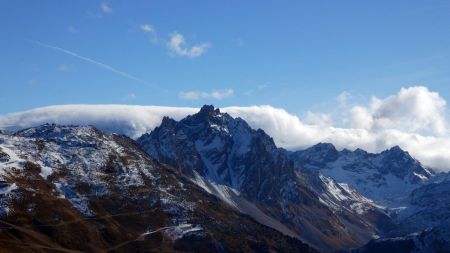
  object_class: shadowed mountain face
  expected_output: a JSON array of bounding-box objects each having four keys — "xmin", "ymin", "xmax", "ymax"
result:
[
  {"xmin": 137, "ymin": 105, "xmax": 393, "ymax": 252},
  {"xmin": 0, "ymin": 124, "xmax": 317, "ymax": 253}
]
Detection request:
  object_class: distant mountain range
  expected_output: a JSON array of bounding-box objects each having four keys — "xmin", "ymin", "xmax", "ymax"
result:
[{"xmin": 1, "ymin": 105, "xmax": 449, "ymax": 253}]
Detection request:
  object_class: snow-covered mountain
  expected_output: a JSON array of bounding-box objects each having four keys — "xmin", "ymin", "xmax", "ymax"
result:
[
  {"xmin": 290, "ymin": 142, "xmax": 450, "ymax": 253},
  {"xmin": 137, "ymin": 105, "xmax": 393, "ymax": 252},
  {"xmin": 289, "ymin": 143, "xmax": 433, "ymax": 207},
  {"xmin": 0, "ymin": 124, "xmax": 317, "ymax": 253}
]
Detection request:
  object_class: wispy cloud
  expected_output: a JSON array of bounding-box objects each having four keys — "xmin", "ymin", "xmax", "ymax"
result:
[
  {"xmin": 101, "ymin": 2, "xmax": 112, "ymax": 13},
  {"xmin": 179, "ymin": 89, "xmax": 234, "ymax": 100},
  {"xmin": 168, "ymin": 32, "xmax": 210, "ymax": 58},
  {"xmin": 140, "ymin": 24, "xmax": 155, "ymax": 33},
  {"xmin": 32, "ymin": 40, "xmax": 150, "ymax": 86},
  {"xmin": 140, "ymin": 24, "xmax": 159, "ymax": 44}
]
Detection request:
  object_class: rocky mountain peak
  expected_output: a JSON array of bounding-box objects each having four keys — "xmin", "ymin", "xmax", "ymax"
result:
[
  {"xmin": 199, "ymin": 104, "xmax": 219, "ymax": 114},
  {"xmin": 290, "ymin": 142, "xmax": 339, "ymax": 167},
  {"xmin": 311, "ymin": 142, "xmax": 338, "ymax": 154},
  {"xmin": 191, "ymin": 104, "xmax": 223, "ymax": 122},
  {"xmin": 376, "ymin": 145, "xmax": 431, "ymax": 180},
  {"xmin": 354, "ymin": 148, "xmax": 368, "ymax": 155},
  {"xmin": 160, "ymin": 116, "xmax": 177, "ymax": 128},
  {"xmin": 179, "ymin": 105, "xmax": 235, "ymax": 134},
  {"xmin": 138, "ymin": 106, "xmax": 285, "ymax": 189},
  {"xmin": 382, "ymin": 145, "xmax": 409, "ymax": 157}
]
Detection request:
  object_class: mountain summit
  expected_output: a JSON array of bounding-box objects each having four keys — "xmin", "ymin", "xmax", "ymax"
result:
[{"xmin": 139, "ymin": 104, "xmax": 281, "ymax": 192}]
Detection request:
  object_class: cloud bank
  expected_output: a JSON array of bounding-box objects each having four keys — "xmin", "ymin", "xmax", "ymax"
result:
[
  {"xmin": 0, "ymin": 105, "xmax": 197, "ymax": 140},
  {"xmin": 0, "ymin": 86, "xmax": 449, "ymax": 171}
]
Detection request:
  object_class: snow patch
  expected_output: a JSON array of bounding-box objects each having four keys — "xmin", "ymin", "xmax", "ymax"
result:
[
  {"xmin": 0, "ymin": 143, "xmax": 25, "ymax": 175},
  {"xmin": 38, "ymin": 164, "xmax": 54, "ymax": 179},
  {"xmin": 413, "ymin": 172, "xmax": 429, "ymax": 181},
  {"xmin": 192, "ymin": 171, "xmax": 240, "ymax": 209},
  {"xmin": 164, "ymin": 224, "xmax": 203, "ymax": 240}
]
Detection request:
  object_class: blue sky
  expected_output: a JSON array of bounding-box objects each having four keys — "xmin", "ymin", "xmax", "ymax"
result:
[{"xmin": 1, "ymin": 0, "xmax": 450, "ymax": 116}]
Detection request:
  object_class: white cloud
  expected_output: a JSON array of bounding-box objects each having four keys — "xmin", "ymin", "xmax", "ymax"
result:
[
  {"xmin": 140, "ymin": 24, "xmax": 155, "ymax": 33},
  {"xmin": 1, "ymin": 86, "xmax": 449, "ymax": 171},
  {"xmin": 224, "ymin": 103, "xmax": 450, "ymax": 171},
  {"xmin": 101, "ymin": 2, "xmax": 112, "ymax": 13},
  {"xmin": 350, "ymin": 106, "xmax": 373, "ymax": 130},
  {"xmin": 179, "ymin": 89, "xmax": 234, "ymax": 100},
  {"xmin": 349, "ymin": 86, "xmax": 448, "ymax": 136},
  {"xmin": 304, "ymin": 111, "xmax": 334, "ymax": 127},
  {"xmin": 168, "ymin": 32, "xmax": 210, "ymax": 58}
]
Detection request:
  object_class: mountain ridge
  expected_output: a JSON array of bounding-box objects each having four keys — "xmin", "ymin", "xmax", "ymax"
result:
[
  {"xmin": 137, "ymin": 105, "xmax": 394, "ymax": 252},
  {"xmin": 289, "ymin": 141, "xmax": 433, "ymax": 207}
]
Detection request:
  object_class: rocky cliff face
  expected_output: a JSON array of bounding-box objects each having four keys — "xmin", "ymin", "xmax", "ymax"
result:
[
  {"xmin": 138, "ymin": 105, "xmax": 392, "ymax": 252},
  {"xmin": 0, "ymin": 124, "xmax": 317, "ymax": 253}
]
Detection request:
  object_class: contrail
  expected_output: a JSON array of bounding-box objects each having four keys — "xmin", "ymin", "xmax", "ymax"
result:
[{"xmin": 31, "ymin": 40, "xmax": 152, "ymax": 87}]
